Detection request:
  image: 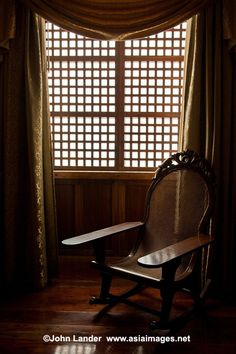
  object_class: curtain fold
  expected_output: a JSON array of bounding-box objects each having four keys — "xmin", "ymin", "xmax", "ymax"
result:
[
  {"xmin": 0, "ymin": 2, "xmax": 58, "ymax": 292},
  {"xmin": 20, "ymin": 0, "xmax": 210, "ymax": 40},
  {"xmin": 179, "ymin": 0, "xmax": 236, "ymax": 301},
  {"xmin": 0, "ymin": 0, "xmax": 16, "ymax": 50},
  {"xmin": 223, "ymin": 0, "xmax": 236, "ymax": 47}
]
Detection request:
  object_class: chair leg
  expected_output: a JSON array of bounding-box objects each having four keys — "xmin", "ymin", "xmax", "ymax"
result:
[
  {"xmin": 160, "ymin": 289, "xmax": 175, "ymax": 325},
  {"xmin": 150, "ymin": 260, "xmax": 180, "ymax": 330},
  {"xmin": 189, "ymin": 263, "xmax": 206, "ymax": 307},
  {"xmin": 190, "ymin": 252, "xmax": 209, "ymax": 306},
  {"xmin": 150, "ymin": 287, "xmax": 175, "ymax": 330},
  {"xmin": 191, "ymin": 284, "xmax": 203, "ymax": 307},
  {"xmin": 90, "ymin": 271, "xmax": 112, "ymax": 304}
]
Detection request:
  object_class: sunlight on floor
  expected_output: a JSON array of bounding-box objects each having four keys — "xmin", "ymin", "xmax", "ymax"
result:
[{"xmin": 54, "ymin": 344, "xmax": 97, "ymax": 354}]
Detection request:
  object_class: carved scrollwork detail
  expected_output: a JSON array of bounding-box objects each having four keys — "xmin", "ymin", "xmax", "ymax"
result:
[{"xmin": 154, "ymin": 150, "xmax": 215, "ymax": 183}]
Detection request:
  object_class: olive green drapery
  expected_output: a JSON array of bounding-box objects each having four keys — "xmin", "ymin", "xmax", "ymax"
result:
[
  {"xmin": 0, "ymin": 2, "xmax": 58, "ymax": 292},
  {"xmin": 179, "ymin": 0, "xmax": 236, "ymax": 300},
  {"xmin": 20, "ymin": 0, "xmax": 210, "ymax": 40}
]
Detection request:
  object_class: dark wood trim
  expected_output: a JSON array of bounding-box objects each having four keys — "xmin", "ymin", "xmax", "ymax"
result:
[{"xmin": 54, "ymin": 170, "xmax": 154, "ymax": 180}]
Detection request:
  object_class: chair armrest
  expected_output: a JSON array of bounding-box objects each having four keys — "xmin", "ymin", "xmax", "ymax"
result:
[
  {"xmin": 62, "ymin": 221, "xmax": 144, "ymax": 246},
  {"xmin": 137, "ymin": 234, "xmax": 214, "ymax": 268}
]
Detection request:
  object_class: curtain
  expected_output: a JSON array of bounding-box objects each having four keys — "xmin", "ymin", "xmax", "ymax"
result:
[
  {"xmin": 20, "ymin": 0, "xmax": 210, "ymax": 40},
  {"xmin": 0, "ymin": 2, "xmax": 58, "ymax": 293},
  {"xmin": 0, "ymin": 0, "xmax": 16, "ymax": 50},
  {"xmin": 223, "ymin": 0, "xmax": 236, "ymax": 46},
  {"xmin": 179, "ymin": 0, "xmax": 236, "ymax": 301}
]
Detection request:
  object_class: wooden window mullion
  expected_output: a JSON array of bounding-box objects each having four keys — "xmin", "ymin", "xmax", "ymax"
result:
[{"xmin": 115, "ymin": 41, "xmax": 125, "ymax": 170}]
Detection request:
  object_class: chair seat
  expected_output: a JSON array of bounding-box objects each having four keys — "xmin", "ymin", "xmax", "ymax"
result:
[{"xmin": 105, "ymin": 254, "xmax": 193, "ymax": 283}]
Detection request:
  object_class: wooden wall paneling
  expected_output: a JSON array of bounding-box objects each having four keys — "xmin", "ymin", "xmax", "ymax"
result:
[
  {"xmin": 72, "ymin": 182, "xmax": 92, "ymax": 255},
  {"xmin": 125, "ymin": 181, "xmax": 150, "ymax": 220},
  {"xmin": 74, "ymin": 183, "xmax": 84, "ymax": 235},
  {"xmin": 109, "ymin": 181, "xmax": 126, "ymax": 256},
  {"xmin": 55, "ymin": 182, "xmax": 75, "ymax": 248},
  {"xmin": 111, "ymin": 181, "xmax": 126, "ymax": 224},
  {"xmin": 82, "ymin": 180, "xmax": 112, "ymax": 231},
  {"xmin": 55, "ymin": 174, "xmax": 153, "ymax": 256},
  {"xmin": 117, "ymin": 181, "xmax": 150, "ymax": 256},
  {"xmin": 81, "ymin": 180, "xmax": 113, "ymax": 255}
]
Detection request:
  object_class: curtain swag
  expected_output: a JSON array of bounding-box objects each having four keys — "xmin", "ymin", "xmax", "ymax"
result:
[
  {"xmin": 19, "ymin": 0, "xmax": 211, "ymax": 40},
  {"xmin": 1, "ymin": 1, "xmax": 236, "ymax": 47}
]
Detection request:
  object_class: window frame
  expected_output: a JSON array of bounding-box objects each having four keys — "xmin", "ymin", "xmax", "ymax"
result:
[{"xmin": 46, "ymin": 22, "xmax": 186, "ymax": 172}]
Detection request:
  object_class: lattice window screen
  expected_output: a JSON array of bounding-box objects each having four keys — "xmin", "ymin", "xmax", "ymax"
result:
[
  {"xmin": 46, "ymin": 22, "xmax": 186, "ymax": 169},
  {"xmin": 123, "ymin": 24, "xmax": 185, "ymax": 168}
]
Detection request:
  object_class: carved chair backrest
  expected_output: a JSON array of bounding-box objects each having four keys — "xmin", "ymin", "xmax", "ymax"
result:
[{"xmin": 135, "ymin": 151, "xmax": 214, "ymax": 258}]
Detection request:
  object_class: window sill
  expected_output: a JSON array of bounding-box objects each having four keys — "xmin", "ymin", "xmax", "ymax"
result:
[{"xmin": 54, "ymin": 170, "xmax": 154, "ymax": 180}]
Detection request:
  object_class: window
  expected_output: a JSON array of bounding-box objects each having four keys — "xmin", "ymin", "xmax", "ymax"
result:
[{"xmin": 46, "ymin": 22, "xmax": 186, "ymax": 170}]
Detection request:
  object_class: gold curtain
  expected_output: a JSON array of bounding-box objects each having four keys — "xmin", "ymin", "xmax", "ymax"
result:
[
  {"xmin": 0, "ymin": 2, "xmax": 58, "ymax": 292},
  {"xmin": 179, "ymin": 0, "xmax": 236, "ymax": 300},
  {"xmin": 223, "ymin": 0, "xmax": 236, "ymax": 47},
  {"xmin": 20, "ymin": 0, "xmax": 210, "ymax": 40},
  {"xmin": 0, "ymin": 0, "xmax": 16, "ymax": 50}
]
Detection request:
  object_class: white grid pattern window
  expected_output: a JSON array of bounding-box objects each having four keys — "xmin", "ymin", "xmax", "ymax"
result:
[{"xmin": 46, "ymin": 22, "xmax": 186, "ymax": 170}]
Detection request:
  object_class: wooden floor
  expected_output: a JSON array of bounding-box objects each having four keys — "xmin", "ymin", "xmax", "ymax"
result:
[{"xmin": 0, "ymin": 256, "xmax": 236, "ymax": 354}]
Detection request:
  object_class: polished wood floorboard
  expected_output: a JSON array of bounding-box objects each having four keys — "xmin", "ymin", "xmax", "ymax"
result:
[{"xmin": 0, "ymin": 256, "xmax": 236, "ymax": 354}]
